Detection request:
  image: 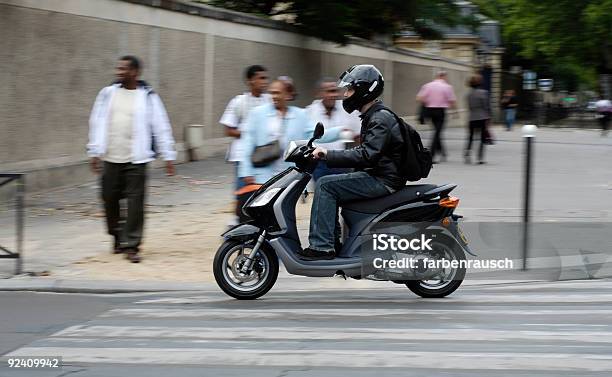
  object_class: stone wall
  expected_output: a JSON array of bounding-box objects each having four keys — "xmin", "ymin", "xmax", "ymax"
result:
[{"xmin": 0, "ymin": 0, "xmax": 474, "ymax": 192}]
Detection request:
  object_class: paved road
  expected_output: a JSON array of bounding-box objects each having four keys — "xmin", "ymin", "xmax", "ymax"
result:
[
  {"xmin": 2, "ymin": 279, "xmax": 612, "ymax": 376},
  {"xmin": 0, "ymin": 292, "xmax": 137, "ymax": 356}
]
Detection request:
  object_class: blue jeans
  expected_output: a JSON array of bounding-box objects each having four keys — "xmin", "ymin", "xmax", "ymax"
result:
[
  {"xmin": 309, "ymin": 171, "xmax": 390, "ymax": 251},
  {"xmin": 312, "ymin": 161, "xmax": 351, "ymax": 181},
  {"xmin": 505, "ymin": 108, "xmax": 516, "ymax": 130}
]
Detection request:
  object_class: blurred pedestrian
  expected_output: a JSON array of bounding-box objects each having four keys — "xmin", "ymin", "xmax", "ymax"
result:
[
  {"xmin": 501, "ymin": 89, "xmax": 518, "ymax": 131},
  {"xmin": 220, "ymin": 65, "xmax": 270, "ymax": 224},
  {"xmin": 595, "ymin": 95, "xmax": 612, "ymax": 136},
  {"xmin": 464, "ymin": 74, "xmax": 491, "ymax": 164},
  {"xmin": 306, "ymin": 77, "xmax": 361, "ymax": 181},
  {"xmin": 417, "ymin": 71, "xmax": 456, "ymax": 163},
  {"xmin": 87, "ymin": 55, "xmax": 176, "ymax": 263},
  {"xmin": 240, "ymin": 80, "xmax": 342, "ymax": 185},
  {"xmin": 278, "ymin": 75, "xmax": 297, "ymax": 101}
]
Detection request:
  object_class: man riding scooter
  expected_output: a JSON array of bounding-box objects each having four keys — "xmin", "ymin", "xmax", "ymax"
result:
[
  {"xmin": 215, "ymin": 65, "xmax": 466, "ymax": 300},
  {"xmin": 298, "ymin": 64, "xmax": 409, "ymax": 261}
]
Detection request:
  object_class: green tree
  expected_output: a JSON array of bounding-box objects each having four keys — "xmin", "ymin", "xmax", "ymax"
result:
[
  {"xmin": 474, "ymin": 0, "xmax": 612, "ymax": 90},
  {"xmin": 202, "ymin": 0, "xmax": 476, "ymax": 44}
]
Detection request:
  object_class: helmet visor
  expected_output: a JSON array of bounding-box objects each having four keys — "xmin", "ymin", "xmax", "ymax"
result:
[
  {"xmin": 338, "ymin": 85, "xmax": 357, "ymax": 100},
  {"xmin": 337, "ymin": 72, "xmax": 355, "ymax": 99},
  {"xmin": 337, "ymin": 70, "xmax": 355, "ymax": 89}
]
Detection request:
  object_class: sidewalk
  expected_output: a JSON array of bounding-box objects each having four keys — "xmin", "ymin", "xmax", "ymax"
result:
[
  {"xmin": 1, "ymin": 125, "xmax": 611, "ymax": 289},
  {"xmin": 0, "ymin": 156, "xmax": 236, "ymax": 282}
]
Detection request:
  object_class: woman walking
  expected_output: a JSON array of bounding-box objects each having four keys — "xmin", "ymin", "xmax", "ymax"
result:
[{"xmin": 464, "ymin": 74, "xmax": 491, "ymax": 164}]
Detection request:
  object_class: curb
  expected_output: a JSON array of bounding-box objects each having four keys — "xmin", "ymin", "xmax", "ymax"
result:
[
  {"xmin": 0, "ymin": 278, "xmax": 218, "ymax": 294},
  {"xmin": 1, "ymin": 276, "xmax": 607, "ymax": 294}
]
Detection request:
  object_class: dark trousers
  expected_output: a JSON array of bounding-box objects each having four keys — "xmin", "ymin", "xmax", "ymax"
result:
[
  {"xmin": 466, "ymin": 119, "xmax": 487, "ymax": 161},
  {"xmin": 101, "ymin": 162, "xmax": 147, "ymax": 251},
  {"xmin": 599, "ymin": 113, "xmax": 611, "ymax": 133},
  {"xmin": 428, "ymin": 108, "xmax": 446, "ymax": 159},
  {"xmin": 309, "ymin": 171, "xmax": 390, "ymax": 251}
]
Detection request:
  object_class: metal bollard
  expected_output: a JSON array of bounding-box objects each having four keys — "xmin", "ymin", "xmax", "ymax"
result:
[{"xmin": 521, "ymin": 124, "xmax": 537, "ymax": 270}]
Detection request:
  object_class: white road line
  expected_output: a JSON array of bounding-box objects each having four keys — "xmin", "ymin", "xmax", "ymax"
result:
[
  {"xmin": 101, "ymin": 307, "xmax": 612, "ymax": 319},
  {"xmin": 50, "ymin": 325, "xmax": 612, "ymax": 343},
  {"xmin": 7, "ymin": 347, "xmax": 612, "ymax": 371},
  {"xmin": 133, "ymin": 293, "xmax": 612, "ymax": 305},
  {"xmin": 468, "ymin": 280, "xmax": 612, "ymax": 290}
]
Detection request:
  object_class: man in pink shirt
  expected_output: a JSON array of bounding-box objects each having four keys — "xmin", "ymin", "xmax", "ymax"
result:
[{"xmin": 417, "ymin": 71, "xmax": 456, "ymax": 162}]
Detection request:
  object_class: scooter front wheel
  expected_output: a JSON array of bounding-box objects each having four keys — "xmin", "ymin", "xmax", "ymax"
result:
[{"xmin": 213, "ymin": 239, "xmax": 278, "ymax": 300}]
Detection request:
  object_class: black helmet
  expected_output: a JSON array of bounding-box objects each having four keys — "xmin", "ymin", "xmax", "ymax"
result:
[{"xmin": 338, "ymin": 65, "xmax": 384, "ymax": 113}]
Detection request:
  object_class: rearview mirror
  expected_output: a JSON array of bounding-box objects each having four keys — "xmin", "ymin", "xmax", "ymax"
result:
[{"xmin": 313, "ymin": 122, "xmax": 325, "ymax": 140}]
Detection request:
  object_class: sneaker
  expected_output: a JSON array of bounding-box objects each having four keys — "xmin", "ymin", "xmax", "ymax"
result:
[
  {"xmin": 124, "ymin": 248, "xmax": 141, "ymax": 263},
  {"xmin": 297, "ymin": 248, "xmax": 335, "ymax": 261}
]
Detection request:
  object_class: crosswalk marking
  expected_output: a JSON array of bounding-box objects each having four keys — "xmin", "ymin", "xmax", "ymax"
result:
[
  {"xmin": 7, "ymin": 347, "xmax": 612, "ymax": 371},
  {"xmin": 50, "ymin": 325, "xmax": 612, "ymax": 343},
  {"xmin": 133, "ymin": 292, "xmax": 612, "ymax": 305},
  {"xmin": 100, "ymin": 307, "xmax": 612, "ymax": 320},
  {"xmin": 4, "ymin": 280, "xmax": 612, "ymax": 374}
]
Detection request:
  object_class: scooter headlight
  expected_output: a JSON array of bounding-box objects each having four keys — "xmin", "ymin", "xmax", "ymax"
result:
[{"xmin": 250, "ymin": 187, "xmax": 283, "ymax": 207}]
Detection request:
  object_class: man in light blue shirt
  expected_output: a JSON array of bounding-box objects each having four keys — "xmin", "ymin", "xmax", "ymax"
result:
[{"xmin": 240, "ymin": 80, "xmax": 342, "ymax": 185}]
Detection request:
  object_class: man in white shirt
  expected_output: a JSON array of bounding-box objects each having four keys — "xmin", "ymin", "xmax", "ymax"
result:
[
  {"xmin": 306, "ymin": 77, "xmax": 361, "ymax": 181},
  {"xmin": 220, "ymin": 65, "xmax": 270, "ymax": 223},
  {"xmin": 88, "ymin": 55, "xmax": 176, "ymax": 263}
]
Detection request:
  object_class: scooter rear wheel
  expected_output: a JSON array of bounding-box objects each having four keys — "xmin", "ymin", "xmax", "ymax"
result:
[
  {"xmin": 405, "ymin": 239, "xmax": 466, "ymax": 298},
  {"xmin": 213, "ymin": 239, "xmax": 278, "ymax": 300}
]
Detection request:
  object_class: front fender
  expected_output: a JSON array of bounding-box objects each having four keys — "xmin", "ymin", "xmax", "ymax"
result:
[{"xmin": 222, "ymin": 223, "xmax": 261, "ymax": 241}]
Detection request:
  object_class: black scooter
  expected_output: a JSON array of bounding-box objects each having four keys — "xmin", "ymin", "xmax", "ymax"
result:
[{"xmin": 214, "ymin": 124, "xmax": 474, "ymax": 299}]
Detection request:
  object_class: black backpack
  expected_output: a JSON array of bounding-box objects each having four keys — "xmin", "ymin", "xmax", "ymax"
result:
[{"xmin": 377, "ymin": 106, "xmax": 433, "ymax": 181}]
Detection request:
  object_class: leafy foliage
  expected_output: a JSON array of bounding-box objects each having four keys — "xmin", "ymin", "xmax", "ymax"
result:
[
  {"xmin": 203, "ymin": 0, "xmax": 475, "ymax": 44},
  {"xmin": 473, "ymin": 0, "xmax": 612, "ymax": 90}
]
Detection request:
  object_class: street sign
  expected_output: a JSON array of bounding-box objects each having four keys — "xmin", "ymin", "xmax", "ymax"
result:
[
  {"xmin": 538, "ymin": 79, "xmax": 553, "ymax": 91},
  {"xmin": 523, "ymin": 70, "xmax": 537, "ymax": 90}
]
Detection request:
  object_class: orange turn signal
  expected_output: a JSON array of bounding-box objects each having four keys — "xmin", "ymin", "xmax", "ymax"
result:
[
  {"xmin": 235, "ymin": 184, "xmax": 262, "ymax": 196},
  {"xmin": 442, "ymin": 217, "xmax": 451, "ymax": 227},
  {"xmin": 439, "ymin": 196, "xmax": 459, "ymax": 208}
]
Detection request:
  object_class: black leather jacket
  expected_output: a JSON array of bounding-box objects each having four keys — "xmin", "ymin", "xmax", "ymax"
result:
[{"xmin": 326, "ymin": 102, "xmax": 407, "ymax": 190}]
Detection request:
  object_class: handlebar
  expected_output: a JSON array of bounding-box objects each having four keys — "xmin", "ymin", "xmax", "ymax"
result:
[
  {"xmin": 303, "ymin": 150, "xmax": 324, "ymax": 160},
  {"xmin": 301, "ymin": 145, "xmax": 323, "ymax": 160}
]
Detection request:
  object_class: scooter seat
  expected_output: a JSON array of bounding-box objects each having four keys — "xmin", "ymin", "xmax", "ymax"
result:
[{"xmin": 342, "ymin": 184, "xmax": 438, "ymax": 214}]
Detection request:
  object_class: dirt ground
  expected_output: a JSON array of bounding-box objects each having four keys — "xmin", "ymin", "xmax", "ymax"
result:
[{"xmin": 50, "ymin": 195, "xmax": 313, "ymax": 283}]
